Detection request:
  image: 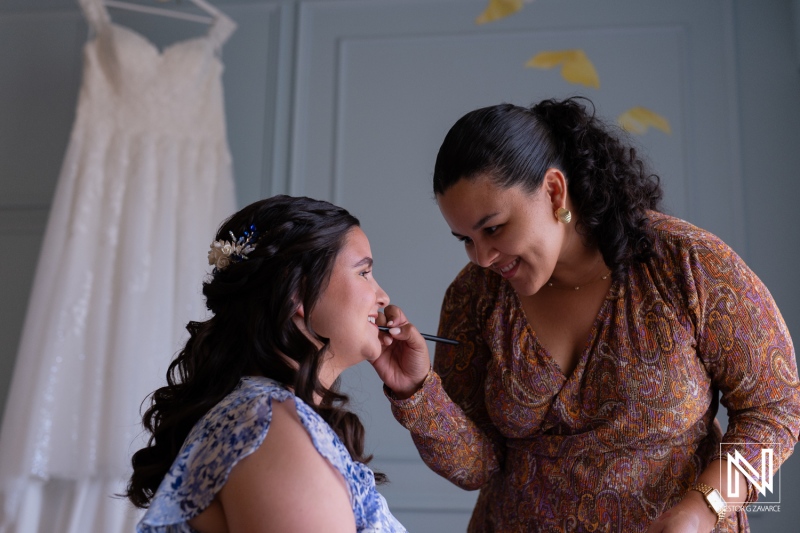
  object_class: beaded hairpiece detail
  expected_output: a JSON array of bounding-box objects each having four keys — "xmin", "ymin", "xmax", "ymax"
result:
[{"xmin": 208, "ymin": 224, "xmax": 258, "ymax": 271}]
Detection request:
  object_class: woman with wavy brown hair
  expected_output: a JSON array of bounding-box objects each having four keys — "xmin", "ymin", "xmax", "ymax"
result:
[
  {"xmin": 385, "ymin": 97, "xmax": 800, "ymax": 532},
  {"xmin": 126, "ymin": 195, "xmax": 430, "ymax": 533}
]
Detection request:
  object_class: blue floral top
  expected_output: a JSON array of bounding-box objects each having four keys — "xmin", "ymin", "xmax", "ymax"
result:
[{"xmin": 138, "ymin": 376, "xmax": 406, "ymax": 533}]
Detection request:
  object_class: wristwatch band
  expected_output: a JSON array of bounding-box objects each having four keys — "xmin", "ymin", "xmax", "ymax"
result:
[{"xmin": 690, "ymin": 482, "xmax": 726, "ymax": 525}]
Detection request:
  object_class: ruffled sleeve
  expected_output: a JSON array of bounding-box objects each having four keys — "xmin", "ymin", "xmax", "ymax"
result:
[
  {"xmin": 137, "ymin": 377, "xmax": 405, "ymax": 533},
  {"xmin": 137, "ymin": 380, "xmax": 293, "ymax": 532}
]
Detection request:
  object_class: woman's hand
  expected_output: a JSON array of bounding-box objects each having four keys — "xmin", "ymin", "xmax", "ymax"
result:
[
  {"xmin": 371, "ymin": 304, "xmax": 431, "ymax": 399},
  {"xmin": 646, "ymin": 491, "xmax": 717, "ymax": 533}
]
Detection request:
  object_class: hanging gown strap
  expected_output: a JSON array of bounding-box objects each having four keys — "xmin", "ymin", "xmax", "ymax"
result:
[
  {"xmin": 77, "ymin": 0, "xmax": 112, "ymax": 34},
  {"xmin": 207, "ymin": 11, "xmax": 237, "ymax": 52}
]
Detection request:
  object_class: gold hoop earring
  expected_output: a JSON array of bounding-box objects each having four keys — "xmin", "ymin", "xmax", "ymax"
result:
[{"xmin": 555, "ymin": 207, "xmax": 572, "ymax": 224}]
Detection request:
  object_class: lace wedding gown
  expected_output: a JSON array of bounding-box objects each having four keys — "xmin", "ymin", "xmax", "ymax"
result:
[{"xmin": 0, "ymin": 1, "xmax": 236, "ymax": 531}]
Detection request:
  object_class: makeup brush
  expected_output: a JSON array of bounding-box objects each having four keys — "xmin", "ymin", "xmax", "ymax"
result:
[{"xmin": 377, "ymin": 326, "xmax": 459, "ymax": 346}]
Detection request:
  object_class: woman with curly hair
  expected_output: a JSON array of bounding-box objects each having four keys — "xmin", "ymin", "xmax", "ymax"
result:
[
  {"xmin": 385, "ymin": 98, "xmax": 800, "ymax": 532},
  {"xmin": 126, "ymin": 195, "xmax": 430, "ymax": 532}
]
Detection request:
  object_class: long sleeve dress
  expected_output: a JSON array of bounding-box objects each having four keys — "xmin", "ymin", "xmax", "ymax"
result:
[{"xmin": 389, "ymin": 212, "xmax": 800, "ymax": 533}]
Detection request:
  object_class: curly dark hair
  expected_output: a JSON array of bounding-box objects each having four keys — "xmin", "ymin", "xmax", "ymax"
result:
[
  {"xmin": 126, "ymin": 195, "xmax": 382, "ymax": 509},
  {"xmin": 432, "ymin": 96, "xmax": 663, "ymax": 272}
]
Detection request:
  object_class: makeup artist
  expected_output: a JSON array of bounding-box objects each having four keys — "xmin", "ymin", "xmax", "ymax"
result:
[{"xmin": 382, "ymin": 97, "xmax": 800, "ymax": 532}]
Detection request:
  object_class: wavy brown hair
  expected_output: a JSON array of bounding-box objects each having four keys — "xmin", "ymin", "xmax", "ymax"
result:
[
  {"xmin": 432, "ymin": 96, "xmax": 663, "ymax": 272},
  {"xmin": 126, "ymin": 195, "xmax": 382, "ymax": 509}
]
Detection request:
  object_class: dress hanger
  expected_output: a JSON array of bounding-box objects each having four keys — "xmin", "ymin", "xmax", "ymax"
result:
[{"xmin": 104, "ymin": 0, "xmax": 220, "ymax": 25}]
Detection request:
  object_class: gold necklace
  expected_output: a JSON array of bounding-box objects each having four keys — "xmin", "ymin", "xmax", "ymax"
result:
[{"xmin": 546, "ymin": 270, "xmax": 611, "ymax": 291}]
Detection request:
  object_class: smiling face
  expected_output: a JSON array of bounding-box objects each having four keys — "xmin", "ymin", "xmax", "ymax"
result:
[
  {"xmin": 309, "ymin": 227, "xmax": 389, "ymax": 378},
  {"xmin": 437, "ymin": 172, "xmax": 571, "ymax": 296}
]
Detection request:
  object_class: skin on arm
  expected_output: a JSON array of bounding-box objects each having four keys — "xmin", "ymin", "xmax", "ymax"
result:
[{"xmin": 210, "ymin": 398, "xmax": 356, "ymax": 533}]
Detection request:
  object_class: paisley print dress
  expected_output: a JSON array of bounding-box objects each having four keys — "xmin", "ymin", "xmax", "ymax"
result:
[
  {"xmin": 389, "ymin": 212, "xmax": 799, "ymax": 532},
  {"xmin": 139, "ymin": 376, "xmax": 406, "ymax": 533}
]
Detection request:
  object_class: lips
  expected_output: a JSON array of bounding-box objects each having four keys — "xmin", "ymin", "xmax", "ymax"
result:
[{"xmin": 497, "ymin": 258, "xmax": 520, "ymax": 279}]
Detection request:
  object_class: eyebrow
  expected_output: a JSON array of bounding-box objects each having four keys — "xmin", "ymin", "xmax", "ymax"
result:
[
  {"xmin": 353, "ymin": 257, "xmax": 373, "ymax": 268},
  {"xmin": 450, "ymin": 212, "xmax": 500, "ymax": 237},
  {"xmin": 472, "ymin": 212, "xmax": 499, "ymax": 230}
]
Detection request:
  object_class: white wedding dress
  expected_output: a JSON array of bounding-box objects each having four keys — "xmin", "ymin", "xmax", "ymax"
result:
[{"xmin": 0, "ymin": 0, "xmax": 236, "ymax": 531}]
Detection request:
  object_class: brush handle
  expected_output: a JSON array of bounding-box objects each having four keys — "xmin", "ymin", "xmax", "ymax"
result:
[{"xmin": 377, "ymin": 326, "xmax": 459, "ymax": 346}]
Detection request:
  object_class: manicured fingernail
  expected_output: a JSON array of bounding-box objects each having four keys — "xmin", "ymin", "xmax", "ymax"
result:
[
  {"xmin": 389, "ymin": 327, "xmax": 401, "ymax": 335},
  {"xmin": 387, "ymin": 320, "xmax": 394, "ymax": 326}
]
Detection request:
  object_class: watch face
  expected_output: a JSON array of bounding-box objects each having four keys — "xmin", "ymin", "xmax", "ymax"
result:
[{"xmin": 707, "ymin": 490, "xmax": 726, "ymax": 512}]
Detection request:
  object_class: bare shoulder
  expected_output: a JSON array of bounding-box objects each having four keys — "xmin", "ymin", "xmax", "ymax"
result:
[{"xmin": 217, "ymin": 398, "xmax": 355, "ymax": 533}]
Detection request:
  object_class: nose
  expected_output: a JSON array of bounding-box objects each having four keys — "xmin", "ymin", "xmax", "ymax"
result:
[
  {"xmin": 472, "ymin": 241, "xmax": 499, "ymax": 268},
  {"xmin": 375, "ymin": 282, "xmax": 389, "ymax": 308}
]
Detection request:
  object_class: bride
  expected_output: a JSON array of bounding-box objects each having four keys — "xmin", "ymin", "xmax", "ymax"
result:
[{"xmin": 126, "ymin": 195, "xmax": 431, "ymax": 533}]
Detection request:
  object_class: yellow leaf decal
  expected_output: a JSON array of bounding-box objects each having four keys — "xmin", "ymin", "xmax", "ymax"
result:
[
  {"xmin": 618, "ymin": 107, "xmax": 672, "ymax": 135},
  {"xmin": 525, "ymin": 50, "xmax": 600, "ymax": 88},
  {"xmin": 476, "ymin": 0, "xmax": 525, "ymax": 24}
]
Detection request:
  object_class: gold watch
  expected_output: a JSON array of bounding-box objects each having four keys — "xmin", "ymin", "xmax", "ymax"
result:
[{"xmin": 690, "ymin": 482, "xmax": 726, "ymax": 525}]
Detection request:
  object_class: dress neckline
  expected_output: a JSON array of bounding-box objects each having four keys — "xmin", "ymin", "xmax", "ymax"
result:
[
  {"xmin": 513, "ymin": 275, "xmax": 620, "ymax": 380},
  {"xmin": 79, "ymin": 0, "xmax": 236, "ymax": 54},
  {"xmin": 107, "ymin": 21, "xmax": 212, "ymax": 60}
]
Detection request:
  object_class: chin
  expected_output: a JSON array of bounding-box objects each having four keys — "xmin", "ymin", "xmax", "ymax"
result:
[
  {"xmin": 363, "ymin": 344, "xmax": 382, "ymax": 363},
  {"xmin": 510, "ymin": 279, "xmax": 537, "ymax": 297}
]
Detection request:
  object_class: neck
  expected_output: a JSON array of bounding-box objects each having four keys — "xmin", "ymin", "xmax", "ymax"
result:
[
  {"xmin": 545, "ymin": 267, "xmax": 611, "ymax": 291},
  {"xmin": 548, "ymin": 246, "xmax": 607, "ymax": 288},
  {"xmin": 317, "ymin": 359, "xmax": 342, "ymax": 396}
]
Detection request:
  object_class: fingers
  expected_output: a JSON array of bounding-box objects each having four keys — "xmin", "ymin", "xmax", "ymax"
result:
[
  {"xmin": 381, "ymin": 304, "xmax": 408, "ymax": 328},
  {"xmin": 380, "ymin": 329, "xmax": 395, "ymax": 346},
  {"xmin": 376, "ymin": 305, "xmax": 431, "ymax": 359},
  {"xmin": 377, "ymin": 304, "xmax": 410, "ymax": 345},
  {"xmin": 377, "ymin": 323, "xmax": 409, "ymax": 347},
  {"xmin": 382, "ymin": 322, "xmax": 427, "ymax": 353}
]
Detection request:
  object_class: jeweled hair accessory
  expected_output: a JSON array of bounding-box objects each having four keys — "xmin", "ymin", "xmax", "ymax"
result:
[{"xmin": 208, "ymin": 224, "xmax": 258, "ymax": 271}]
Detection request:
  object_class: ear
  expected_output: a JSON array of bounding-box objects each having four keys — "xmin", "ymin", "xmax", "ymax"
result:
[
  {"xmin": 292, "ymin": 301, "xmax": 310, "ymax": 337},
  {"xmin": 542, "ymin": 168, "xmax": 568, "ymax": 210}
]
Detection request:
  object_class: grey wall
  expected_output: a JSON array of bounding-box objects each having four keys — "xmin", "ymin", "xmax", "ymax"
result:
[
  {"xmin": 0, "ymin": 0, "xmax": 798, "ymax": 531},
  {"xmin": 733, "ymin": 0, "xmax": 800, "ymax": 525}
]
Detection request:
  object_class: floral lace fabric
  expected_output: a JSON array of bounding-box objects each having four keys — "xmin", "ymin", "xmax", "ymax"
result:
[{"xmin": 138, "ymin": 376, "xmax": 406, "ymax": 533}]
